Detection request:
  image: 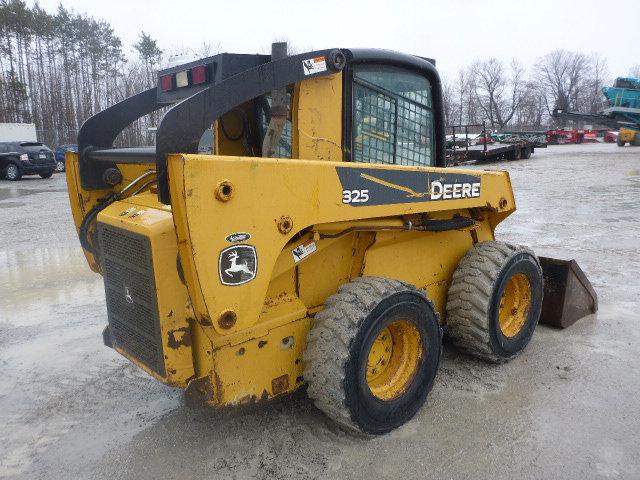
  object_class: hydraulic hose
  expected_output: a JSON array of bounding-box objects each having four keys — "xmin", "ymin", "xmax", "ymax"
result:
[{"xmin": 78, "ymin": 170, "xmax": 156, "ymax": 255}]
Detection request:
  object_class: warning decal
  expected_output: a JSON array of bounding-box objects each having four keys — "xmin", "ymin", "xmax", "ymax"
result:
[
  {"xmin": 292, "ymin": 241, "xmax": 317, "ymax": 263},
  {"xmin": 302, "ymin": 56, "xmax": 327, "ymax": 76}
]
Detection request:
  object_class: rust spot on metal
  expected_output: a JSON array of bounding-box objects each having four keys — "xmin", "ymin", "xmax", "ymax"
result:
[
  {"xmin": 499, "ymin": 197, "xmax": 508, "ymax": 209},
  {"xmin": 271, "ymin": 374, "xmax": 289, "ymax": 395},
  {"xmin": 485, "ymin": 201, "xmax": 498, "ymax": 212},
  {"xmin": 215, "ymin": 180, "xmax": 234, "ymax": 201},
  {"xmin": 469, "ymin": 208, "xmax": 485, "ymax": 221},
  {"xmin": 167, "ymin": 310, "xmax": 174, "ymax": 318},
  {"xmin": 184, "ymin": 375, "xmax": 216, "ymax": 408},
  {"xmin": 218, "ymin": 310, "xmax": 237, "ymax": 329},
  {"xmin": 236, "ymin": 347, "xmax": 246, "ymax": 356},
  {"xmin": 167, "ymin": 327, "xmax": 192, "ymax": 349},
  {"xmin": 213, "ymin": 372, "xmax": 224, "ymax": 405},
  {"xmin": 277, "ymin": 215, "xmax": 293, "ymax": 234},
  {"xmin": 237, "ymin": 394, "xmax": 259, "ymax": 405},
  {"xmin": 258, "ymin": 340, "xmax": 268, "ymax": 348},
  {"xmin": 295, "ymin": 376, "xmax": 304, "ymax": 384},
  {"xmin": 199, "ymin": 314, "xmax": 213, "ymax": 326}
]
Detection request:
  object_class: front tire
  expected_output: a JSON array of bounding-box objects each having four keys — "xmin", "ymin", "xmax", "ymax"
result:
[
  {"xmin": 55, "ymin": 160, "xmax": 65, "ymax": 172},
  {"xmin": 617, "ymin": 137, "xmax": 625, "ymax": 147},
  {"xmin": 446, "ymin": 241, "xmax": 543, "ymax": 363},
  {"xmin": 39, "ymin": 170, "xmax": 54, "ymax": 179},
  {"xmin": 304, "ymin": 277, "xmax": 441, "ymax": 435},
  {"xmin": 5, "ymin": 163, "xmax": 22, "ymax": 181}
]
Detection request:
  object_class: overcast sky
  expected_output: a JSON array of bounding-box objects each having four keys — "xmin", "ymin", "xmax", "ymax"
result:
[{"xmin": 36, "ymin": 0, "xmax": 638, "ymax": 81}]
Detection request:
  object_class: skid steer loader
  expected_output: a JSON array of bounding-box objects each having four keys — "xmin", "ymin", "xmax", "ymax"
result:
[{"xmin": 66, "ymin": 44, "xmax": 597, "ymax": 435}]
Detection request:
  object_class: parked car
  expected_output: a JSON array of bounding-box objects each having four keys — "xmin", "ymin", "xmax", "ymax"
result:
[
  {"xmin": 0, "ymin": 141, "xmax": 56, "ymax": 181},
  {"xmin": 54, "ymin": 143, "xmax": 77, "ymax": 172}
]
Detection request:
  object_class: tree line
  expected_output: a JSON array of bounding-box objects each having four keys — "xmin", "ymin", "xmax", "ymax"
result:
[
  {"xmin": 2, "ymin": 0, "xmax": 639, "ymax": 148},
  {"xmin": 441, "ymin": 51, "xmax": 620, "ymax": 132},
  {"xmin": 0, "ymin": 0, "xmax": 162, "ymax": 147}
]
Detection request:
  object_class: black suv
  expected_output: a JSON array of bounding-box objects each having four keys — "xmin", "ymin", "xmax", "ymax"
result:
[{"xmin": 0, "ymin": 141, "xmax": 56, "ymax": 181}]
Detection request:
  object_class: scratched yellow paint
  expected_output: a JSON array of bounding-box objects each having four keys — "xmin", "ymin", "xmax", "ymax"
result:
[{"xmin": 66, "ymin": 71, "xmax": 517, "ymax": 406}]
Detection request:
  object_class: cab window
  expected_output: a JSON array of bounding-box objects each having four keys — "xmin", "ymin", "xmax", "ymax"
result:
[{"xmin": 352, "ymin": 65, "xmax": 434, "ymax": 166}]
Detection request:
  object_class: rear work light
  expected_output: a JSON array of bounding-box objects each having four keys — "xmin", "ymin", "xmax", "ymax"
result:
[
  {"xmin": 175, "ymin": 70, "xmax": 189, "ymax": 88},
  {"xmin": 160, "ymin": 74, "xmax": 174, "ymax": 92},
  {"xmin": 191, "ymin": 65, "xmax": 208, "ymax": 85}
]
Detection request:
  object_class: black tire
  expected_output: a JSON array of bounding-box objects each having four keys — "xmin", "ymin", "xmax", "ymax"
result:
[
  {"xmin": 617, "ymin": 137, "xmax": 625, "ymax": 147},
  {"xmin": 507, "ymin": 147, "xmax": 521, "ymax": 161},
  {"xmin": 55, "ymin": 160, "xmax": 65, "ymax": 172},
  {"xmin": 521, "ymin": 146, "xmax": 531, "ymax": 159},
  {"xmin": 633, "ymin": 135, "xmax": 640, "ymax": 146},
  {"xmin": 39, "ymin": 170, "xmax": 54, "ymax": 179},
  {"xmin": 304, "ymin": 277, "xmax": 441, "ymax": 435},
  {"xmin": 446, "ymin": 241, "xmax": 543, "ymax": 363},
  {"xmin": 5, "ymin": 163, "xmax": 22, "ymax": 181}
]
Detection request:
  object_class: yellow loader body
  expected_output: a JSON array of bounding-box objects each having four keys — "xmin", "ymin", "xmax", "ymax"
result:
[{"xmin": 65, "ymin": 47, "xmax": 595, "ymax": 433}]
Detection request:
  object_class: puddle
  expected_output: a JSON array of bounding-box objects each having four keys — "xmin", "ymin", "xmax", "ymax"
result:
[{"xmin": 0, "ymin": 187, "xmax": 67, "ymax": 201}]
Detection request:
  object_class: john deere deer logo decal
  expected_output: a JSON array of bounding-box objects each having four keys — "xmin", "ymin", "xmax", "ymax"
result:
[{"xmin": 219, "ymin": 245, "xmax": 258, "ymax": 286}]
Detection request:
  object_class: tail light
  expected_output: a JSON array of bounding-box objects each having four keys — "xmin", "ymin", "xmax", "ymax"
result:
[
  {"xmin": 160, "ymin": 74, "xmax": 174, "ymax": 92},
  {"xmin": 159, "ymin": 64, "xmax": 211, "ymax": 92},
  {"xmin": 191, "ymin": 65, "xmax": 208, "ymax": 85}
]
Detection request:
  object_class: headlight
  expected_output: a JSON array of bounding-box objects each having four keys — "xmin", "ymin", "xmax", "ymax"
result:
[{"xmin": 20, "ymin": 154, "xmax": 29, "ymax": 162}]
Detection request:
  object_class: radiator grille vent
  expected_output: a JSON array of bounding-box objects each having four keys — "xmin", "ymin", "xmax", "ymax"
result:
[{"xmin": 98, "ymin": 223, "xmax": 165, "ymax": 376}]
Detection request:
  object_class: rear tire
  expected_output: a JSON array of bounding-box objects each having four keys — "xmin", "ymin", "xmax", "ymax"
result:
[
  {"xmin": 304, "ymin": 277, "xmax": 441, "ymax": 435},
  {"xmin": 39, "ymin": 170, "xmax": 54, "ymax": 179},
  {"xmin": 446, "ymin": 241, "xmax": 543, "ymax": 363},
  {"xmin": 507, "ymin": 147, "xmax": 521, "ymax": 161},
  {"xmin": 617, "ymin": 137, "xmax": 625, "ymax": 147},
  {"xmin": 55, "ymin": 160, "xmax": 65, "ymax": 172},
  {"xmin": 5, "ymin": 163, "xmax": 22, "ymax": 181},
  {"xmin": 521, "ymin": 146, "xmax": 531, "ymax": 159}
]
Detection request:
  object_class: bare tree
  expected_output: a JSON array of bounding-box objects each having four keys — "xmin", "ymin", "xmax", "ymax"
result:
[
  {"xmin": 536, "ymin": 50, "xmax": 592, "ymax": 116},
  {"xmin": 441, "ymin": 80, "xmax": 455, "ymax": 127},
  {"xmin": 629, "ymin": 65, "xmax": 640, "ymax": 78},
  {"xmin": 582, "ymin": 53, "xmax": 608, "ymax": 113},
  {"xmin": 470, "ymin": 58, "xmax": 523, "ymax": 129}
]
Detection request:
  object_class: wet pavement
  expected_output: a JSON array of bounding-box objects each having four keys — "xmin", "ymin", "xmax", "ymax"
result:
[{"xmin": 1, "ymin": 143, "xmax": 639, "ymax": 479}]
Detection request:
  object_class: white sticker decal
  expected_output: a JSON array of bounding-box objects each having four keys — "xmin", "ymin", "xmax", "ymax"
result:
[
  {"xmin": 292, "ymin": 241, "xmax": 317, "ymax": 263},
  {"xmin": 119, "ymin": 207, "xmax": 136, "ymax": 217},
  {"xmin": 130, "ymin": 209, "xmax": 146, "ymax": 219},
  {"xmin": 302, "ymin": 56, "xmax": 327, "ymax": 76}
]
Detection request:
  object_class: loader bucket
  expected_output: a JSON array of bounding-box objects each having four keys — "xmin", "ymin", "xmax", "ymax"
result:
[{"xmin": 538, "ymin": 257, "xmax": 598, "ymax": 329}]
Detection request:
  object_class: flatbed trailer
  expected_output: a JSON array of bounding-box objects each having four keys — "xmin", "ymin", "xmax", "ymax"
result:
[{"xmin": 446, "ymin": 123, "xmax": 545, "ymax": 164}]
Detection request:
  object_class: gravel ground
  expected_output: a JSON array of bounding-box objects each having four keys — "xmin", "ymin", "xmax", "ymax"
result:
[{"xmin": 1, "ymin": 143, "xmax": 639, "ymax": 479}]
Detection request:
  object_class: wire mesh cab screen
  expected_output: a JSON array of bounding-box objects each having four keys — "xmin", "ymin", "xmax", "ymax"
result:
[{"xmin": 352, "ymin": 65, "xmax": 434, "ymax": 166}]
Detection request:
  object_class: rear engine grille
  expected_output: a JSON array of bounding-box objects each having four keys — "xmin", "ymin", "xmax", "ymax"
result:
[{"xmin": 98, "ymin": 223, "xmax": 165, "ymax": 376}]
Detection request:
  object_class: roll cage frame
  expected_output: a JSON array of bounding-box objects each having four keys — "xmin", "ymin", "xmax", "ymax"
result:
[{"xmin": 77, "ymin": 48, "xmax": 445, "ymax": 205}]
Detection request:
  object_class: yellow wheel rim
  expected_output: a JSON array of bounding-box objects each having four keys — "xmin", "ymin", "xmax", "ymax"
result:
[
  {"xmin": 498, "ymin": 273, "xmax": 532, "ymax": 337},
  {"xmin": 366, "ymin": 320, "xmax": 423, "ymax": 401}
]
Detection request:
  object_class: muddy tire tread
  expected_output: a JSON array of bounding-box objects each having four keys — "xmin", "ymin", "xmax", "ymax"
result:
[
  {"xmin": 445, "ymin": 241, "xmax": 539, "ymax": 363},
  {"xmin": 303, "ymin": 276, "xmax": 429, "ymax": 434}
]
